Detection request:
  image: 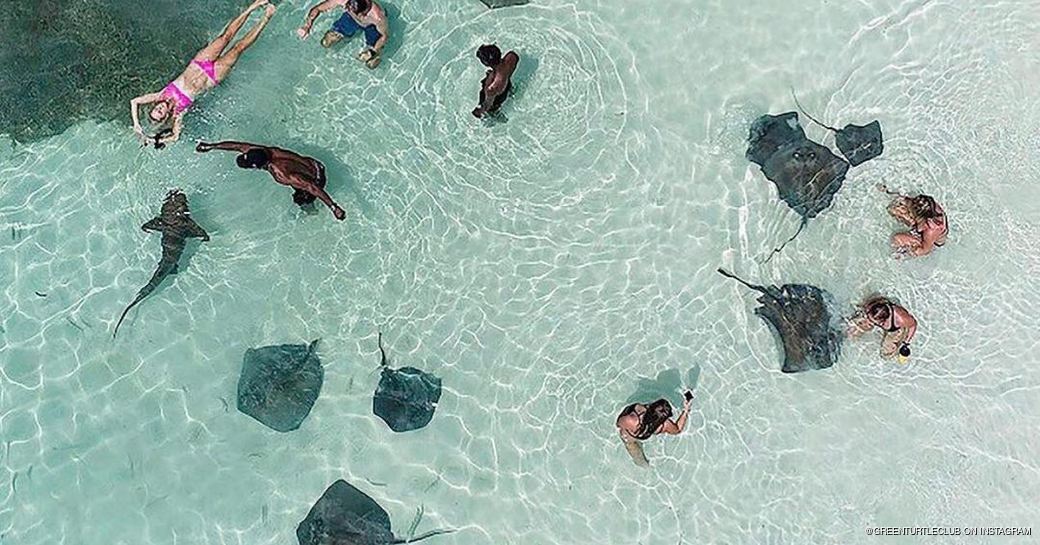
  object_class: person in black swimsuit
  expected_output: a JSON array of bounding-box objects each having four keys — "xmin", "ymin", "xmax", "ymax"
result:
[
  {"xmin": 615, "ymin": 395, "xmax": 692, "ymax": 467},
  {"xmin": 473, "ymin": 44, "xmax": 519, "ymax": 118},
  {"xmin": 848, "ymin": 296, "xmax": 918, "ymax": 362}
]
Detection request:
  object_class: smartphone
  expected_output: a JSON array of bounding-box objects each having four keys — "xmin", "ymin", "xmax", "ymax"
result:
[{"xmin": 684, "ymin": 391, "xmax": 693, "ymax": 402}]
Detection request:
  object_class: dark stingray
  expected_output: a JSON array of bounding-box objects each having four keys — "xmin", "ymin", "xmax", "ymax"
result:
[
  {"xmin": 717, "ymin": 269, "xmax": 843, "ymax": 374},
  {"xmin": 480, "ymin": 0, "xmax": 529, "ymax": 7},
  {"xmin": 373, "ymin": 333, "xmax": 442, "ymax": 433},
  {"xmin": 746, "ymin": 112, "xmax": 850, "ymax": 260},
  {"xmin": 237, "ymin": 339, "xmax": 323, "ymax": 432},
  {"xmin": 791, "ymin": 91, "xmax": 883, "ymax": 167},
  {"xmin": 297, "ymin": 480, "xmax": 453, "ymax": 545}
]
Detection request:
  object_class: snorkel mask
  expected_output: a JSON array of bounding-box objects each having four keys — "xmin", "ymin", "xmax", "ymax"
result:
[{"xmin": 897, "ymin": 343, "xmax": 911, "ymax": 365}]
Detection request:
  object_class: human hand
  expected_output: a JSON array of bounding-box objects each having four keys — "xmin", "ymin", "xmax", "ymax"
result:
[
  {"xmin": 333, "ymin": 207, "xmax": 346, "ymax": 221},
  {"xmin": 297, "ymin": 26, "xmax": 310, "ymax": 39},
  {"xmin": 195, "ymin": 142, "xmax": 212, "ymax": 153},
  {"xmin": 472, "ymin": 107, "xmax": 484, "ymax": 119}
]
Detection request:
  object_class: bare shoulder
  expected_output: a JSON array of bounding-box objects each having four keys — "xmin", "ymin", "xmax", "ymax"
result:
[
  {"xmin": 371, "ymin": 3, "xmax": 388, "ymax": 21},
  {"xmin": 503, "ymin": 51, "xmax": 520, "ymax": 71}
]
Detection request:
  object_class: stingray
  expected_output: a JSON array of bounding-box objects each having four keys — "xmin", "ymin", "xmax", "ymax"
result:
[
  {"xmin": 297, "ymin": 480, "xmax": 453, "ymax": 545},
  {"xmin": 791, "ymin": 91, "xmax": 883, "ymax": 167},
  {"xmin": 237, "ymin": 339, "xmax": 323, "ymax": 432},
  {"xmin": 373, "ymin": 333, "xmax": 442, "ymax": 433},
  {"xmin": 746, "ymin": 112, "xmax": 850, "ymax": 260},
  {"xmin": 717, "ymin": 269, "xmax": 843, "ymax": 374},
  {"xmin": 480, "ymin": 0, "xmax": 529, "ymax": 7}
]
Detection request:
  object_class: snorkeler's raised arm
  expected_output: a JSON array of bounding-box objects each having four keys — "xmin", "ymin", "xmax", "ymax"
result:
[
  {"xmin": 660, "ymin": 398, "xmax": 692, "ymax": 435},
  {"xmin": 902, "ymin": 312, "xmax": 918, "ymax": 344},
  {"xmin": 196, "ymin": 140, "xmax": 256, "ymax": 154},
  {"xmin": 298, "ymin": 0, "xmax": 344, "ymax": 37},
  {"xmin": 130, "ymin": 92, "xmax": 163, "ymax": 134},
  {"xmin": 282, "ymin": 171, "xmax": 346, "ymax": 221}
]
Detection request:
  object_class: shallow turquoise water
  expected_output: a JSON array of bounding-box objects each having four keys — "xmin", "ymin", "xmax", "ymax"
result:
[{"xmin": 2, "ymin": 1, "xmax": 1040, "ymax": 544}]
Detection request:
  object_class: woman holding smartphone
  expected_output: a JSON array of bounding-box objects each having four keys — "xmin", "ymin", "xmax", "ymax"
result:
[{"xmin": 615, "ymin": 392, "xmax": 693, "ymax": 467}]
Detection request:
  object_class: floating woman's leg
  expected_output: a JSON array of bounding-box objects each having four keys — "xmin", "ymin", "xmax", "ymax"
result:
[
  {"xmin": 196, "ymin": 0, "xmax": 269, "ymax": 61},
  {"xmin": 214, "ymin": 4, "xmax": 276, "ymax": 81}
]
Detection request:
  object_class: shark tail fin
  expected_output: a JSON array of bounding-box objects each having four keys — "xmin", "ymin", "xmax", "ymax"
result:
[{"xmin": 112, "ymin": 292, "xmax": 147, "ymax": 338}]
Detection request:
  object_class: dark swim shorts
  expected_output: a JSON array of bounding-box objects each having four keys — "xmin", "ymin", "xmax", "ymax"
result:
[{"xmin": 331, "ymin": 13, "xmax": 382, "ymax": 47}]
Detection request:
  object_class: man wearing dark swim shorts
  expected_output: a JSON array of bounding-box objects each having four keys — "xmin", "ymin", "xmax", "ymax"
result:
[
  {"xmin": 297, "ymin": 0, "xmax": 389, "ymax": 69},
  {"xmin": 195, "ymin": 140, "xmax": 347, "ymax": 221}
]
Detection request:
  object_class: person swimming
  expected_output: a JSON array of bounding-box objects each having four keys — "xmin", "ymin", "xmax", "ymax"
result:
[
  {"xmin": 879, "ymin": 184, "xmax": 948, "ymax": 258},
  {"xmin": 130, "ymin": 0, "xmax": 276, "ymax": 146},
  {"xmin": 196, "ymin": 140, "xmax": 346, "ymax": 221},
  {"xmin": 848, "ymin": 296, "xmax": 918, "ymax": 362},
  {"xmin": 615, "ymin": 394, "xmax": 692, "ymax": 467},
  {"xmin": 297, "ymin": 0, "xmax": 390, "ymax": 69},
  {"xmin": 473, "ymin": 44, "xmax": 519, "ymax": 119}
]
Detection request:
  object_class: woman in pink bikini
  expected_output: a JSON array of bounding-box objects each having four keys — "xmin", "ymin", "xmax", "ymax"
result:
[{"xmin": 130, "ymin": 0, "xmax": 276, "ymax": 146}]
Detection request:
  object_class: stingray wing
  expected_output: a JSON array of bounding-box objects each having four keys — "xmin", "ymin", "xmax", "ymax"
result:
[
  {"xmin": 746, "ymin": 112, "xmax": 806, "ymax": 167},
  {"xmin": 754, "ymin": 284, "xmax": 843, "ymax": 373},
  {"xmin": 238, "ymin": 343, "xmax": 324, "ymax": 432},
  {"xmin": 835, "ymin": 121, "xmax": 884, "ymax": 166},
  {"xmin": 298, "ymin": 480, "xmax": 395, "ymax": 545},
  {"xmin": 761, "ymin": 138, "xmax": 849, "ymax": 219},
  {"xmin": 373, "ymin": 367, "xmax": 443, "ymax": 433}
]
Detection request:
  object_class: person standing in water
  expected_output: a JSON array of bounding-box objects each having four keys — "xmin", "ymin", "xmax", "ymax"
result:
[
  {"xmin": 297, "ymin": 0, "xmax": 390, "ymax": 69},
  {"xmin": 615, "ymin": 394, "xmax": 693, "ymax": 467},
  {"xmin": 879, "ymin": 184, "xmax": 948, "ymax": 258},
  {"xmin": 848, "ymin": 296, "xmax": 918, "ymax": 362},
  {"xmin": 130, "ymin": 0, "xmax": 277, "ymax": 146},
  {"xmin": 473, "ymin": 44, "xmax": 519, "ymax": 118},
  {"xmin": 195, "ymin": 140, "xmax": 347, "ymax": 221}
]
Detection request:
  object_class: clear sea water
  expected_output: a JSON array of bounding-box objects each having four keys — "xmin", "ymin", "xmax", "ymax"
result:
[{"xmin": 2, "ymin": 1, "xmax": 1039, "ymax": 544}]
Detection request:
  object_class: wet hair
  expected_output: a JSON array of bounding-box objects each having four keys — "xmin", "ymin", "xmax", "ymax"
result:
[
  {"xmin": 293, "ymin": 188, "xmax": 316, "ymax": 206},
  {"xmin": 912, "ymin": 195, "xmax": 940, "ymax": 218},
  {"xmin": 631, "ymin": 399, "xmax": 673, "ymax": 440},
  {"xmin": 349, "ymin": 0, "xmax": 371, "ymax": 13},
  {"xmin": 477, "ymin": 44, "xmax": 502, "ymax": 67},
  {"xmin": 867, "ymin": 300, "xmax": 892, "ymax": 323},
  {"xmin": 899, "ymin": 344, "xmax": 912, "ymax": 357},
  {"xmin": 236, "ymin": 148, "xmax": 271, "ymax": 169}
]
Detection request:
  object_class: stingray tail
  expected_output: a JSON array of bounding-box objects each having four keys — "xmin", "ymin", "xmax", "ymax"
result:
[
  {"xmin": 716, "ymin": 268, "xmax": 768, "ymax": 295},
  {"xmin": 789, "ymin": 88, "xmax": 840, "ymax": 133},
  {"xmin": 377, "ymin": 331, "xmax": 389, "ymax": 367},
  {"xmin": 394, "ymin": 528, "xmax": 457, "ymax": 544},
  {"xmin": 763, "ymin": 217, "xmax": 808, "ymax": 263}
]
